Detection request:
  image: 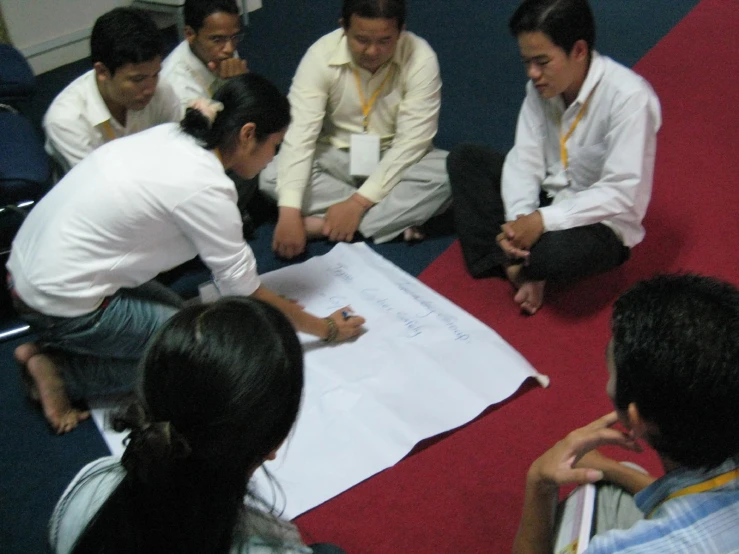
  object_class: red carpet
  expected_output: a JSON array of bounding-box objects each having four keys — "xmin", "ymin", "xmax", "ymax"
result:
[{"xmin": 295, "ymin": 1, "xmax": 739, "ymax": 552}]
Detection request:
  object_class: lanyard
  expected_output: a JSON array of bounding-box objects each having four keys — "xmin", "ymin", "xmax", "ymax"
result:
[
  {"xmin": 100, "ymin": 120, "xmax": 118, "ymax": 143},
  {"xmin": 559, "ymin": 85, "xmax": 598, "ymax": 170},
  {"xmin": 353, "ymin": 65, "xmax": 394, "ymax": 132},
  {"xmin": 646, "ymin": 467, "xmax": 739, "ymax": 519}
]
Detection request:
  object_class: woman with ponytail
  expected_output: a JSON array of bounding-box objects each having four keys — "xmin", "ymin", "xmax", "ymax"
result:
[
  {"xmin": 49, "ymin": 297, "xmax": 345, "ymax": 553},
  {"xmin": 7, "ymin": 73, "xmax": 365, "ymax": 434}
]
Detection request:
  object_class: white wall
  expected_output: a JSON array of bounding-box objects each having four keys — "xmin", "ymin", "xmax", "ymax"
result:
[
  {"xmin": 1, "ymin": 0, "xmax": 182, "ymax": 74},
  {"xmin": 1, "ymin": 0, "xmax": 261, "ymax": 75}
]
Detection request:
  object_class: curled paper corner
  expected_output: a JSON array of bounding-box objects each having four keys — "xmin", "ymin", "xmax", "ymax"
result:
[{"xmin": 535, "ymin": 373, "xmax": 551, "ymax": 388}]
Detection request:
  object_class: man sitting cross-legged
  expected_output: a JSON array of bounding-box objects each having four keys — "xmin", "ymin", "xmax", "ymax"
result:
[
  {"xmin": 260, "ymin": 0, "xmax": 451, "ymax": 258},
  {"xmin": 448, "ymin": 0, "xmax": 661, "ymax": 315}
]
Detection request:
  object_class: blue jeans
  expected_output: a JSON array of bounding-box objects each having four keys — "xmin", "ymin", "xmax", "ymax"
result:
[{"xmin": 17, "ymin": 282, "xmax": 181, "ymax": 400}]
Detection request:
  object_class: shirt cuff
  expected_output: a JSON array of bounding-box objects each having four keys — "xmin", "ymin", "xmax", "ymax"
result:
[
  {"xmin": 356, "ymin": 179, "xmax": 385, "ymax": 204},
  {"xmin": 277, "ymin": 189, "xmax": 305, "ymax": 210}
]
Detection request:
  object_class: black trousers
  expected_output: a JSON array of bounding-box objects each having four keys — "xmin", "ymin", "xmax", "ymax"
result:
[{"xmin": 447, "ymin": 143, "xmax": 629, "ymax": 281}]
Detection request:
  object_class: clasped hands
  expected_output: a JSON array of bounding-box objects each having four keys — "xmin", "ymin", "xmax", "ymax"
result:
[
  {"xmin": 496, "ymin": 211, "xmax": 544, "ymax": 262},
  {"xmin": 207, "ymin": 57, "xmax": 248, "ymax": 79},
  {"xmin": 527, "ymin": 412, "xmax": 642, "ymax": 490}
]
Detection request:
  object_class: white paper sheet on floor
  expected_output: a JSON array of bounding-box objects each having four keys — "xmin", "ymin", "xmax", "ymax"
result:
[{"xmin": 90, "ymin": 243, "xmax": 548, "ymax": 518}]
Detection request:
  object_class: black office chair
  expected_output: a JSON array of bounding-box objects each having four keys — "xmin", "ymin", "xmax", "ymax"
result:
[{"xmin": 0, "ymin": 45, "xmax": 52, "ymax": 340}]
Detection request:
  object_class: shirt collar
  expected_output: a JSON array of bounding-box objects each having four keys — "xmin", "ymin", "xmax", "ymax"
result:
[
  {"xmin": 635, "ymin": 456, "xmax": 739, "ymax": 516},
  {"xmin": 571, "ymin": 50, "xmax": 605, "ymax": 106},
  {"xmin": 547, "ymin": 51, "xmax": 605, "ymax": 112},
  {"xmin": 183, "ymin": 40, "xmax": 218, "ymax": 89},
  {"xmin": 85, "ymin": 69, "xmax": 117, "ymax": 128}
]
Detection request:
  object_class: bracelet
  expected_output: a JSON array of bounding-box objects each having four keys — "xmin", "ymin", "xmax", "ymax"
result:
[{"xmin": 323, "ymin": 317, "xmax": 339, "ymax": 343}]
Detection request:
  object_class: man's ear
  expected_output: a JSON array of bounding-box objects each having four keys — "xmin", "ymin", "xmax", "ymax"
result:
[
  {"xmin": 339, "ymin": 17, "xmax": 346, "ymax": 29},
  {"xmin": 570, "ymin": 39, "xmax": 589, "ymax": 63},
  {"xmin": 93, "ymin": 62, "xmax": 111, "ymax": 82},
  {"xmin": 184, "ymin": 26, "xmax": 197, "ymax": 44},
  {"xmin": 626, "ymin": 402, "xmax": 654, "ymax": 441}
]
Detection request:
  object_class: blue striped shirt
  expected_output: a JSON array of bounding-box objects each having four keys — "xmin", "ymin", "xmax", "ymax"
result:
[{"xmin": 585, "ymin": 456, "xmax": 739, "ymax": 553}]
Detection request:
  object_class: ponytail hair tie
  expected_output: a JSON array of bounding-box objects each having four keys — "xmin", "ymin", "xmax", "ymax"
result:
[
  {"xmin": 114, "ymin": 404, "xmax": 192, "ymax": 484},
  {"xmin": 188, "ymin": 97, "xmax": 225, "ymax": 126}
]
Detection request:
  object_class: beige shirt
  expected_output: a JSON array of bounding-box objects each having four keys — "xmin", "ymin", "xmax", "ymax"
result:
[
  {"xmin": 43, "ymin": 69, "xmax": 181, "ymax": 173},
  {"xmin": 277, "ymin": 28, "xmax": 442, "ymax": 207},
  {"xmin": 161, "ymin": 40, "xmax": 228, "ymax": 111}
]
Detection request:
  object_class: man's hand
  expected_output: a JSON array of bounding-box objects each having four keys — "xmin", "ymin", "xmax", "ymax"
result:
[
  {"xmin": 322, "ymin": 194, "xmax": 373, "ymax": 242},
  {"xmin": 503, "ymin": 211, "xmax": 545, "ymax": 251},
  {"xmin": 208, "ymin": 57, "xmax": 248, "ymax": 79},
  {"xmin": 528, "ymin": 412, "xmax": 641, "ymax": 490},
  {"xmin": 513, "ymin": 412, "xmax": 641, "ymax": 554},
  {"xmin": 273, "ymin": 207, "xmax": 307, "ymax": 259}
]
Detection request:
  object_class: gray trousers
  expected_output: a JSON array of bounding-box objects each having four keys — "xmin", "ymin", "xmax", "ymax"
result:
[
  {"xmin": 259, "ymin": 144, "xmax": 451, "ymax": 243},
  {"xmin": 554, "ymin": 482, "xmax": 644, "ymax": 552}
]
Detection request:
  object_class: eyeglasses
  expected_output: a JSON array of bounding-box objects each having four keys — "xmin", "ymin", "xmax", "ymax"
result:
[{"xmin": 207, "ymin": 32, "xmax": 245, "ymax": 46}]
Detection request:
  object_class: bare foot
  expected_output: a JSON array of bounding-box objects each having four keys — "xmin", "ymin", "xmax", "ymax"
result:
[
  {"xmin": 304, "ymin": 216, "xmax": 325, "ymax": 239},
  {"xmin": 25, "ymin": 354, "xmax": 90, "ymax": 434},
  {"xmin": 514, "ymin": 280, "xmax": 546, "ymax": 315},
  {"xmin": 403, "ymin": 226, "xmax": 425, "ymax": 243}
]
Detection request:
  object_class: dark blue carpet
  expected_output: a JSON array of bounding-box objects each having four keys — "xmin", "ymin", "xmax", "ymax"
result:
[{"xmin": 0, "ymin": 1, "xmax": 701, "ymax": 551}]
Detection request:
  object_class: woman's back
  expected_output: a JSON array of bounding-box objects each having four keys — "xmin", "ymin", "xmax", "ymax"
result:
[{"xmin": 50, "ymin": 457, "xmax": 311, "ymax": 554}]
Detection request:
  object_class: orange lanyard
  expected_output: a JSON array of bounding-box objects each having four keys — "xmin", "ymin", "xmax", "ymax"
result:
[
  {"xmin": 559, "ymin": 86, "xmax": 598, "ymax": 170},
  {"xmin": 100, "ymin": 120, "xmax": 118, "ymax": 143},
  {"xmin": 646, "ymin": 467, "xmax": 739, "ymax": 519},
  {"xmin": 353, "ymin": 66, "xmax": 394, "ymax": 132}
]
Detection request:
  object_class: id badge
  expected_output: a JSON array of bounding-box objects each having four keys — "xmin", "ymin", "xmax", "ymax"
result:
[{"xmin": 349, "ymin": 133, "xmax": 380, "ymax": 177}]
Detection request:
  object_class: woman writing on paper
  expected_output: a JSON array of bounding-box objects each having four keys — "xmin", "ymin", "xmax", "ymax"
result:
[
  {"xmin": 49, "ymin": 297, "xmax": 345, "ymax": 554},
  {"xmin": 7, "ymin": 74, "xmax": 365, "ymax": 434}
]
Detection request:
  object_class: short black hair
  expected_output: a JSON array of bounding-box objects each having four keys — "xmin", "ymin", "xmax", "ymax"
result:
[
  {"xmin": 90, "ymin": 8, "xmax": 164, "ymax": 76},
  {"xmin": 184, "ymin": 0, "xmax": 240, "ymax": 31},
  {"xmin": 342, "ymin": 0, "xmax": 406, "ymax": 30},
  {"xmin": 509, "ymin": 0, "xmax": 595, "ymax": 54},
  {"xmin": 611, "ymin": 274, "xmax": 739, "ymax": 469}
]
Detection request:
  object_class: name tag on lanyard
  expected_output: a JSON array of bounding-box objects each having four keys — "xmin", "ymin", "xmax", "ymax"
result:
[
  {"xmin": 350, "ymin": 133, "xmax": 381, "ymax": 177},
  {"xmin": 350, "ymin": 65, "xmax": 393, "ymax": 177}
]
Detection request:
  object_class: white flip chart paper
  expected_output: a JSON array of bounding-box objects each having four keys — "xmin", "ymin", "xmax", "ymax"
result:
[{"xmin": 91, "ymin": 243, "xmax": 548, "ymax": 518}]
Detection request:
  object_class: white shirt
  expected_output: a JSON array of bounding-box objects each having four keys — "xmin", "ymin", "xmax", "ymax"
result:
[
  {"xmin": 162, "ymin": 40, "xmax": 228, "ymax": 112},
  {"xmin": 502, "ymin": 53, "xmax": 662, "ymax": 247},
  {"xmin": 8, "ymin": 123, "xmax": 260, "ymax": 317},
  {"xmin": 277, "ymin": 28, "xmax": 442, "ymax": 207},
  {"xmin": 43, "ymin": 69, "xmax": 181, "ymax": 172}
]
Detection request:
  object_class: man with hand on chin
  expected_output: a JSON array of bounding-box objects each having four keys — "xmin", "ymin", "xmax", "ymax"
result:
[
  {"xmin": 448, "ymin": 0, "xmax": 661, "ymax": 315},
  {"xmin": 260, "ymin": 0, "xmax": 451, "ymax": 258},
  {"xmin": 514, "ymin": 274, "xmax": 739, "ymax": 554},
  {"xmin": 162, "ymin": 0, "xmax": 248, "ymax": 113}
]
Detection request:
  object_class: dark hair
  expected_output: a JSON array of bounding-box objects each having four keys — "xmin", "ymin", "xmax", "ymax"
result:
[
  {"xmin": 181, "ymin": 73, "xmax": 290, "ymax": 151},
  {"xmin": 184, "ymin": 0, "xmax": 240, "ymax": 31},
  {"xmin": 71, "ymin": 297, "xmax": 304, "ymax": 554},
  {"xmin": 509, "ymin": 0, "xmax": 595, "ymax": 54},
  {"xmin": 342, "ymin": 0, "xmax": 406, "ymax": 29},
  {"xmin": 90, "ymin": 8, "xmax": 164, "ymax": 76},
  {"xmin": 611, "ymin": 274, "xmax": 739, "ymax": 469}
]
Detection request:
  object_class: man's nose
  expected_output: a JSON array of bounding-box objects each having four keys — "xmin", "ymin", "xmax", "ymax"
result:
[{"xmin": 527, "ymin": 63, "xmax": 542, "ymax": 81}]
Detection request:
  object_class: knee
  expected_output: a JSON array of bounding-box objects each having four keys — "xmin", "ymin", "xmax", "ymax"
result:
[{"xmin": 447, "ymin": 143, "xmax": 482, "ymax": 175}]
